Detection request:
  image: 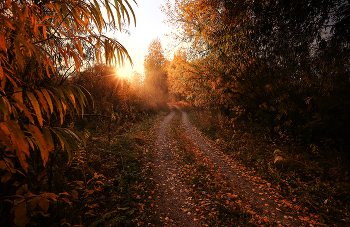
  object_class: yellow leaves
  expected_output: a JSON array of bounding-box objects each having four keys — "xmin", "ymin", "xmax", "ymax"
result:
[
  {"xmin": 12, "ymin": 87, "xmax": 23, "ymax": 104},
  {"xmin": 60, "ymin": 197, "xmax": 72, "ymax": 206},
  {"xmin": 42, "ymin": 127, "xmax": 54, "ymax": 153},
  {"xmin": 231, "ymin": 194, "xmax": 238, "ymax": 199},
  {"xmin": 22, "ymin": 86, "xmax": 85, "ymax": 127},
  {"xmin": 0, "ymin": 160, "xmax": 9, "ymax": 170},
  {"xmin": 48, "ymin": 89, "xmax": 64, "ymax": 124},
  {"xmin": 87, "ymin": 189, "xmax": 95, "ymax": 194},
  {"xmin": 67, "ymin": 45, "xmax": 82, "ymax": 71}
]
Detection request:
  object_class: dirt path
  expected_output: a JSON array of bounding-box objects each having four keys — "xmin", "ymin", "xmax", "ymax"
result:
[
  {"xmin": 153, "ymin": 110, "xmax": 200, "ymax": 226},
  {"xmin": 179, "ymin": 109, "xmax": 309, "ymax": 227}
]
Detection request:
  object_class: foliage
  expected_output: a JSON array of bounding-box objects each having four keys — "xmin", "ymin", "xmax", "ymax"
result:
[
  {"xmin": 71, "ymin": 64, "xmax": 140, "ymax": 116},
  {"xmin": 144, "ymin": 37, "xmax": 168, "ymax": 104},
  {"xmin": 164, "ymin": 0, "xmax": 350, "ymax": 151},
  {"xmin": 188, "ymin": 109, "xmax": 350, "ymax": 226},
  {"xmin": 167, "ymin": 48, "xmax": 198, "ymax": 102},
  {"xmin": 64, "ymin": 111, "xmax": 165, "ymax": 226},
  {"xmin": 0, "ymin": 0, "xmax": 136, "ymax": 226}
]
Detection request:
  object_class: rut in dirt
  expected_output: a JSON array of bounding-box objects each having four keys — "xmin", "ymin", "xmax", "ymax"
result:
[
  {"xmin": 153, "ymin": 110, "xmax": 200, "ymax": 227},
  {"xmin": 179, "ymin": 109, "xmax": 308, "ymax": 227}
]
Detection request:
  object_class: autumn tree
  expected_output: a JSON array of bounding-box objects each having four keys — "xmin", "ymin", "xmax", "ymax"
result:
[
  {"xmin": 144, "ymin": 38, "xmax": 168, "ymax": 103},
  {"xmin": 130, "ymin": 71, "xmax": 142, "ymax": 91},
  {"xmin": 167, "ymin": 48, "xmax": 189, "ymax": 101},
  {"xmin": 0, "ymin": 0, "xmax": 136, "ymax": 225},
  {"xmin": 167, "ymin": 48, "xmax": 218, "ymax": 106},
  {"xmin": 164, "ymin": 0, "xmax": 350, "ymax": 149}
]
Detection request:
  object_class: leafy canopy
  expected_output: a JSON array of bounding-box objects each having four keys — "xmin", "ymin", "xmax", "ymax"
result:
[{"xmin": 0, "ymin": 0, "xmax": 136, "ymax": 170}]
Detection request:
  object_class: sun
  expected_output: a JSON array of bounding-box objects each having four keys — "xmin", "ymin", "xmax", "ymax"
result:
[{"xmin": 116, "ymin": 67, "xmax": 132, "ymax": 80}]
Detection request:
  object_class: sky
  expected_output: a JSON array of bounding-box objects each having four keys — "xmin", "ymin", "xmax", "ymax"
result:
[{"xmin": 113, "ymin": 0, "xmax": 175, "ymax": 78}]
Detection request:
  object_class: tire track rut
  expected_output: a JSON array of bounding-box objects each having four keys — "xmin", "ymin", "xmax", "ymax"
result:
[
  {"xmin": 179, "ymin": 109, "xmax": 309, "ymax": 227},
  {"xmin": 153, "ymin": 110, "xmax": 200, "ymax": 226}
]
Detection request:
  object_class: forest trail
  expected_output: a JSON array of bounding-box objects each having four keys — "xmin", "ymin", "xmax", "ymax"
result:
[
  {"xmin": 176, "ymin": 108, "xmax": 309, "ymax": 226},
  {"xmin": 153, "ymin": 109, "xmax": 200, "ymax": 226},
  {"xmin": 152, "ymin": 107, "xmax": 314, "ymax": 226}
]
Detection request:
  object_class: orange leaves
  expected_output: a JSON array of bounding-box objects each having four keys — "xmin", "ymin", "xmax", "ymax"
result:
[
  {"xmin": 0, "ymin": 0, "xmax": 138, "ymax": 226},
  {"xmin": 0, "ymin": 96, "xmax": 11, "ymax": 116},
  {"xmin": 168, "ymin": 114, "xmax": 251, "ymax": 225},
  {"xmin": 0, "ymin": 85, "xmax": 87, "ymax": 171},
  {"xmin": 0, "ymin": 32, "xmax": 7, "ymax": 52},
  {"xmin": 71, "ymin": 190, "xmax": 79, "ymax": 199},
  {"xmin": 1, "ymin": 120, "xmax": 53, "ymax": 171},
  {"xmin": 1, "ymin": 172, "xmax": 12, "ymax": 183},
  {"xmin": 26, "ymin": 125, "xmax": 52, "ymax": 166},
  {"xmin": 27, "ymin": 92, "xmax": 44, "ymax": 127},
  {"xmin": 0, "ymin": 0, "xmax": 135, "ymax": 87},
  {"xmin": 8, "ymin": 191, "xmax": 60, "ymax": 227},
  {"xmin": 14, "ymin": 202, "xmax": 29, "ymax": 227},
  {"xmin": 37, "ymin": 197, "xmax": 50, "ymax": 212},
  {"xmin": 0, "ymin": 120, "xmax": 29, "ymax": 171}
]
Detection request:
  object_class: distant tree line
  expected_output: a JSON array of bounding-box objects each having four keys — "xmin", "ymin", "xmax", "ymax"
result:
[{"xmin": 144, "ymin": 38, "xmax": 169, "ymax": 105}]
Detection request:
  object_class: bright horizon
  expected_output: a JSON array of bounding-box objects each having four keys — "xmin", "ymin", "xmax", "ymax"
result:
[{"xmin": 113, "ymin": 0, "xmax": 176, "ymax": 79}]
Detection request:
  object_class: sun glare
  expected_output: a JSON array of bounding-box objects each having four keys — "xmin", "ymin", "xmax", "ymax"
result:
[{"xmin": 116, "ymin": 67, "xmax": 132, "ymax": 80}]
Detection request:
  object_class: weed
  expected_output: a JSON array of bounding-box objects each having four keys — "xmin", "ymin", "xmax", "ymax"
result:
[{"xmin": 59, "ymin": 111, "xmax": 167, "ymax": 226}]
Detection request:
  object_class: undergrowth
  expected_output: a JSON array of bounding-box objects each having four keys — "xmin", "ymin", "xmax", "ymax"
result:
[
  {"xmin": 56, "ymin": 111, "xmax": 167, "ymax": 226},
  {"xmin": 186, "ymin": 108, "xmax": 350, "ymax": 226}
]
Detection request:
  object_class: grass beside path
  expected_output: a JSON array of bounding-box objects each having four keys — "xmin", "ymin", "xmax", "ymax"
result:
[
  {"xmin": 187, "ymin": 109, "xmax": 350, "ymax": 226},
  {"xmin": 66, "ymin": 111, "xmax": 169, "ymax": 226}
]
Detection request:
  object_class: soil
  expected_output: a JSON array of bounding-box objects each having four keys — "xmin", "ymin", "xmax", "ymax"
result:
[
  {"xmin": 153, "ymin": 107, "xmax": 313, "ymax": 226},
  {"xmin": 179, "ymin": 109, "xmax": 309, "ymax": 226},
  {"xmin": 153, "ymin": 110, "xmax": 201, "ymax": 226}
]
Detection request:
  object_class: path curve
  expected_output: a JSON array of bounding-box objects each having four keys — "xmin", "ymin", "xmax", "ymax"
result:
[
  {"xmin": 180, "ymin": 109, "xmax": 308, "ymax": 227},
  {"xmin": 153, "ymin": 110, "xmax": 200, "ymax": 226}
]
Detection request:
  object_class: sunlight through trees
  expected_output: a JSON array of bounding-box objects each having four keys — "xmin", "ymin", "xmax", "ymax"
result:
[{"xmin": 144, "ymin": 38, "xmax": 168, "ymax": 104}]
